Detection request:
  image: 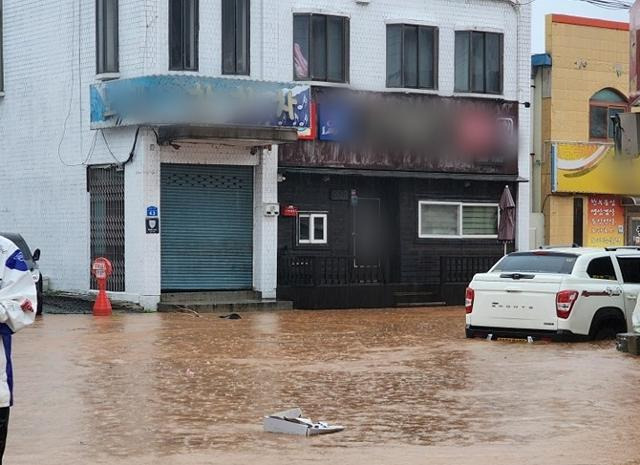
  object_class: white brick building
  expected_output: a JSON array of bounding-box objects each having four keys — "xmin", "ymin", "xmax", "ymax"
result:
[{"xmin": 0, "ymin": 0, "xmax": 531, "ymax": 310}]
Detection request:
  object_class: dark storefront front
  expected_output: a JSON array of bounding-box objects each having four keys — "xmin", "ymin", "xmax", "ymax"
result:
[{"xmin": 277, "ymin": 88, "xmax": 520, "ymax": 309}]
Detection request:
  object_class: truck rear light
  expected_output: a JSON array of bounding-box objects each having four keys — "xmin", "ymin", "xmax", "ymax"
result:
[
  {"xmin": 465, "ymin": 288, "xmax": 475, "ymax": 314},
  {"xmin": 556, "ymin": 290, "xmax": 579, "ymax": 319}
]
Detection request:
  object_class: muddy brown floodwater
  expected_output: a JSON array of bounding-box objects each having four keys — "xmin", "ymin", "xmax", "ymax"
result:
[{"xmin": 6, "ymin": 308, "xmax": 640, "ymax": 465}]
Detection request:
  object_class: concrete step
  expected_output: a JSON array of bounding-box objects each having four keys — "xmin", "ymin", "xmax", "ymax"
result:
[
  {"xmin": 161, "ymin": 290, "xmax": 258, "ymax": 304},
  {"xmin": 157, "ymin": 299, "xmax": 293, "ymax": 313}
]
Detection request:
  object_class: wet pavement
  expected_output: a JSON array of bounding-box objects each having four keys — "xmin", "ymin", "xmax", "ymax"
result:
[{"xmin": 7, "ymin": 307, "xmax": 640, "ymax": 465}]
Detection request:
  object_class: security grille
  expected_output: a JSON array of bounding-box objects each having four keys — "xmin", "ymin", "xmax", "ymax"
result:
[{"xmin": 88, "ymin": 165, "xmax": 125, "ymax": 292}]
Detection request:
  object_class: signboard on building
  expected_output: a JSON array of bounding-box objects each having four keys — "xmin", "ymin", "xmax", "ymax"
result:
[
  {"xmin": 551, "ymin": 142, "xmax": 640, "ymax": 195},
  {"xmin": 584, "ymin": 195, "xmax": 624, "ymax": 248},
  {"xmin": 90, "ymin": 75, "xmax": 311, "ymax": 130},
  {"xmin": 280, "ymin": 88, "xmax": 520, "ymax": 175}
]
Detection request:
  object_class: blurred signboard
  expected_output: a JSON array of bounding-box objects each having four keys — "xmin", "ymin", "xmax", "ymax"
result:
[
  {"xmin": 90, "ymin": 75, "xmax": 311, "ymax": 130},
  {"xmin": 551, "ymin": 142, "xmax": 640, "ymax": 195},
  {"xmin": 584, "ymin": 195, "xmax": 624, "ymax": 248}
]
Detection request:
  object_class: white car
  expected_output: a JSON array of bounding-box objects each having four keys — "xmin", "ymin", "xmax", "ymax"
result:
[{"xmin": 465, "ymin": 247, "xmax": 640, "ymax": 341}]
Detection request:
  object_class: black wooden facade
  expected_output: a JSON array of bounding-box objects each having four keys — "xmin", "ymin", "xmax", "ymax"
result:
[{"xmin": 277, "ymin": 88, "xmax": 519, "ymax": 309}]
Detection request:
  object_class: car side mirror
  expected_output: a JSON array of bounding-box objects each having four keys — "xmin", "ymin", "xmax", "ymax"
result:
[{"xmin": 32, "ymin": 249, "xmax": 40, "ymax": 262}]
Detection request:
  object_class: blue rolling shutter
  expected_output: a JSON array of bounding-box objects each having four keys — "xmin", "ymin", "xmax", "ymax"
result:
[{"xmin": 161, "ymin": 164, "xmax": 254, "ymax": 290}]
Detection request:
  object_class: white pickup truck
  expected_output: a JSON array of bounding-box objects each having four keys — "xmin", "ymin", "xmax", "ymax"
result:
[{"xmin": 465, "ymin": 247, "xmax": 640, "ymax": 341}]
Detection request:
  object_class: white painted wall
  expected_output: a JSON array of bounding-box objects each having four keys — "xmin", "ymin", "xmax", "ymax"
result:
[{"xmin": 0, "ymin": 0, "xmax": 531, "ymax": 306}]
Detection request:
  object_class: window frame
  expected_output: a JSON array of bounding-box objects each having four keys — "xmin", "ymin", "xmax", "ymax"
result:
[
  {"xmin": 169, "ymin": 0, "xmax": 199, "ymax": 72},
  {"xmin": 586, "ymin": 256, "xmax": 618, "ymax": 281},
  {"xmin": 386, "ymin": 23, "xmax": 438, "ymax": 90},
  {"xmin": 292, "ymin": 13, "xmax": 349, "ymax": 84},
  {"xmin": 221, "ymin": 0, "xmax": 250, "ymax": 75},
  {"xmin": 96, "ymin": 0, "xmax": 120, "ymax": 76},
  {"xmin": 589, "ymin": 100, "xmax": 628, "ymax": 142},
  {"xmin": 297, "ymin": 212, "xmax": 328, "ymax": 245},
  {"xmin": 418, "ymin": 201, "xmax": 499, "ymax": 239},
  {"xmin": 454, "ymin": 30, "xmax": 503, "ymax": 95},
  {"xmin": 616, "ymin": 256, "xmax": 640, "ymax": 284}
]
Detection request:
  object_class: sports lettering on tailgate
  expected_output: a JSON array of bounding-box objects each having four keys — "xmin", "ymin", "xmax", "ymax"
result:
[{"xmin": 491, "ymin": 302, "xmax": 534, "ymax": 310}]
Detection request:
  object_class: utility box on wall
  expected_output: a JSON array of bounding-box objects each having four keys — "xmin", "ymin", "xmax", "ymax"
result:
[{"xmin": 616, "ymin": 113, "xmax": 640, "ymax": 159}]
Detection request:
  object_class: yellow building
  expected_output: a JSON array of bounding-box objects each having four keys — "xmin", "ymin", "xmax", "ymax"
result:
[{"xmin": 531, "ymin": 14, "xmax": 640, "ymax": 248}]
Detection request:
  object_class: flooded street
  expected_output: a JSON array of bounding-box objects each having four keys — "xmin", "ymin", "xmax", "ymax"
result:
[{"xmin": 7, "ymin": 308, "xmax": 640, "ymax": 465}]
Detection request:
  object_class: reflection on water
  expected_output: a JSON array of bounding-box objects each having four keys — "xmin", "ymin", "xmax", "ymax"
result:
[{"xmin": 7, "ymin": 308, "xmax": 640, "ymax": 465}]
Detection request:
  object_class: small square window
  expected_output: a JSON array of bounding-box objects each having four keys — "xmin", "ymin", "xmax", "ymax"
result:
[{"xmin": 298, "ymin": 213, "xmax": 327, "ymax": 244}]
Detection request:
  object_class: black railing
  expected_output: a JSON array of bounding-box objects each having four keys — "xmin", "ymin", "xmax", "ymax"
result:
[
  {"xmin": 279, "ymin": 255, "xmax": 383, "ymax": 286},
  {"xmin": 440, "ymin": 255, "xmax": 501, "ymax": 284}
]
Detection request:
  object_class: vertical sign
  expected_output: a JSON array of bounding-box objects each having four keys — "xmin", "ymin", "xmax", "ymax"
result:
[{"xmin": 584, "ymin": 195, "xmax": 624, "ymax": 248}]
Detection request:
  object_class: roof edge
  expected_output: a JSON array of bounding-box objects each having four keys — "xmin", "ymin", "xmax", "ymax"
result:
[{"xmin": 551, "ymin": 14, "xmax": 629, "ymax": 31}]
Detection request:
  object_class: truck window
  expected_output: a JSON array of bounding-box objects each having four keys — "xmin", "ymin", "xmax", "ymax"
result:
[
  {"xmin": 492, "ymin": 252, "xmax": 577, "ymax": 274},
  {"xmin": 616, "ymin": 257, "xmax": 640, "ymax": 283},
  {"xmin": 586, "ymin": 257, "xmax": 617, "ymax": 281}
]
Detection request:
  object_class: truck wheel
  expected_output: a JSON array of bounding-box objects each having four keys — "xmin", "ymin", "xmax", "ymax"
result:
[{"xmin": 593, "ymin": 326, "xmax": 617, "ymax": 341}]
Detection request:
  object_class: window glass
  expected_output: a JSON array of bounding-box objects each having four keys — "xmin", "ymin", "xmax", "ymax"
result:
[
  {"xmin": 591, "ymin": 88, "xmax": 627, "ymax": 103},
  {"xmin": 589, "ymin": 106, "xmax": 608, "ymax": 140},
  {"xmin": 462, "ymin": 205, "xmax": 498, "ymax": 236},
  {"xmin": 299, "ymin": 216, "xmax": 310, "ymax": 242},
  {"xmin": 485, "ymin": 32, "xmax": 501, "ymax": 94},
  {"xmin": 455, "ymin": 31, "xmax": 502, "ymax": 94},
  {"xmin": 617, "ymin": 257, "xmax": 640, "ymax": 283},
  {"xmin": 169, "ymin": 0, "xmax": 198, "ymax": 71},
  {"xmin": 311, "ymin": 15, "xmax": 327, "ymax": 81},
  {"xmin": 403, "ymin": 25, "xmax": 418, "ymax": 88},
  {"xmin": 327, "ymin": 16, "xmax": 344, "ymax": 82},
  {"xmin": 295, "ymin": 14, "xmax": 347, "ymax": 83},
  {"xmin": 587, "ymin": 257, "xmax": 617, "ymax": 281},
  {"xmin": 386, "ymin": 25, "xmax": 402, "ymax": 87},
  {"xmin": 420, "ymin": 204, "xmax": 459, "ymax": 236},
  {"xmin": 313, "ymin": 216, "xmax": 326, "ymax": 243},
  {"xmin": 221, "ymin": 0, "xmax": 236, "ymax": 73},
  {"xmin": 471, "ymin": 32, "xmax": 485, "ymax": 93},
  {"xmin": 298, "ymin": 213, "xmax": 327, "ymax": 244},
  {"xmin": 293, "ymin": 15, "xmax": 310, "ymax": 79},
  {"xmin": 96, "ymin": 0, "xmax": 119, "ymax": 74},
  {"xmin": 454, "ymin": 32, "xmax": 470, "ymax": 92},
  {"xmin": 235, "ymin": 0, "xmax": 249, "ymax": 74},
  {"xmin": 493, "ymin": 253, "xmax": 577, "ymax": 274},
  {"xmin": 608, "ymin": 107, "xmax": 624, "ymax": 139},
  {"xmin": 222, "ymin": 0, "xmax": 249, "ymax": 75},
  {"xmin": 418, "ymin": 27, "xmax": 435, "ymax": 89}
]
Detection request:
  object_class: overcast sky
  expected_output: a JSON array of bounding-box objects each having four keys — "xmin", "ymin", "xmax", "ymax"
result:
[{"xmin": 531, "ymin": 0, "xmax": 629, "ymax": 53}]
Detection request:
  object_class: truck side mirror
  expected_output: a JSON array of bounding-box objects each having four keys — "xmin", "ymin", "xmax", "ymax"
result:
[{"xmin": 32, "ymin": 249, "xmax": 40, "ymax": 262}]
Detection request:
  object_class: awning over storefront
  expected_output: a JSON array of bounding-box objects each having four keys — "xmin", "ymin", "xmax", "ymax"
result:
[
  {"xmin": 279, "ymin": 166, "xmax": 526, "ymax": 182},
  {"xmin": 90, "ymin": 75, "xmax": 310, "ymax": 143},
  {"xmin": 157, "ymin": 126, "xmax": 298, "ymax": 146}
]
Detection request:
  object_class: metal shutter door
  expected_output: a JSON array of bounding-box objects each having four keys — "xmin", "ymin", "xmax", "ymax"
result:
[{"xmin": 161, "ymin": 164, "xmax": 254, "ymax": 290}]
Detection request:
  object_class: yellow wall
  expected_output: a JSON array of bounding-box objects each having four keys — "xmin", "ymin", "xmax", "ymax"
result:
[{"xmin": 538, "ymin": 15, "xmax": 630, "ymax": 245}]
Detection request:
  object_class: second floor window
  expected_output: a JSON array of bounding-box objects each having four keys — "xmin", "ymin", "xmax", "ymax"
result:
[
  {"xmin": 455, "ymin": 31, "xmax": 503, "ymax": 94},
  {"xmin": 589, "ymin": 88, "xmax": 628, "ymax": 141},
  {"xmin": 169, "ymin": 0, "xmax": 199, "ymax": 71},
  {"xmin": 96, "ymin": 0, "xmax": 119, "ymax": 75},
  {"xmin": 222, "ymin": 0, "xmax": 250, "ymax": 75},
  {"xmin": 386, "ymin": 24, "xmax": 437, "ymax": 90},
  {"xmin": 293, "ymin": 14, "xmax": 349, "ymax": 83}
]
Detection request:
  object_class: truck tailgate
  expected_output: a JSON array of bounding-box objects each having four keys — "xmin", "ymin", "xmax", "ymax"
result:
[{"xmin": 469, "ymin": 273, "xmax": 564, "ymax": 331}]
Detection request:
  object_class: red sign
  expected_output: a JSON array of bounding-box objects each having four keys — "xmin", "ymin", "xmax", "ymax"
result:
[{"xmin": 282, "ymin": 205, "xmax": 299, "ymax": 217}]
